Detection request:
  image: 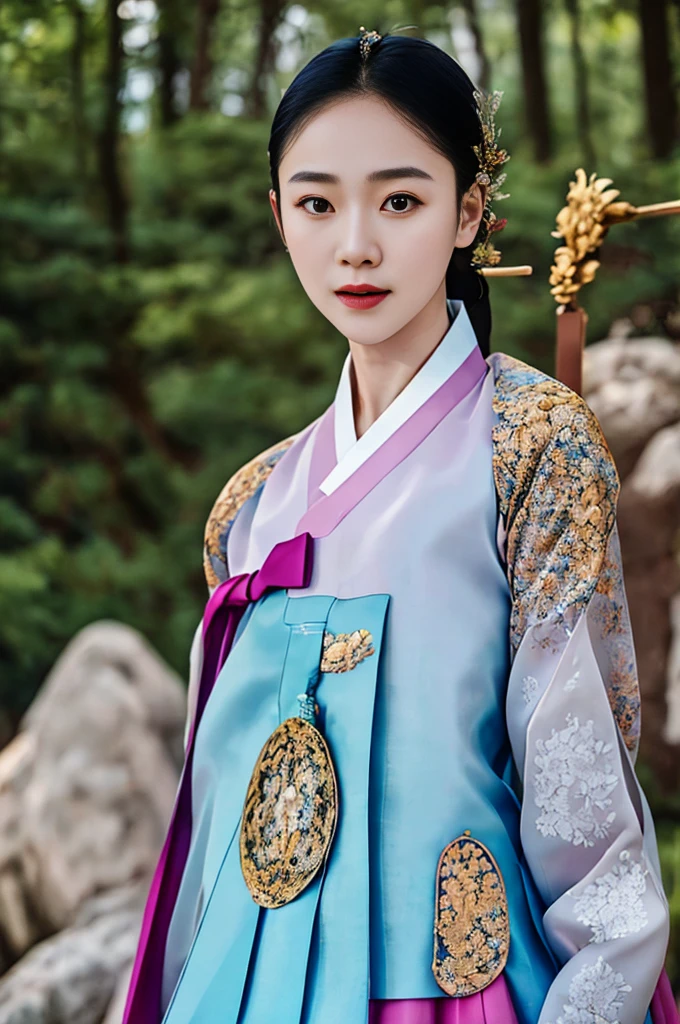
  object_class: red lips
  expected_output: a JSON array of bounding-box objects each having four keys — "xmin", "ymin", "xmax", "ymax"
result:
[
  {"xmin": 335, "ymin": 283, "xmax": 389, "ymax": 294},
  {"xmin": 335, "ymin": 286, "xmax": 390, "ymax": 310}
]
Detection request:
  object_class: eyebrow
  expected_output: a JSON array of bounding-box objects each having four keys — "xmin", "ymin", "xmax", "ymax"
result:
[{"xmin": 286, "ymin": 166, "xmax": 435, "ymax": 185}]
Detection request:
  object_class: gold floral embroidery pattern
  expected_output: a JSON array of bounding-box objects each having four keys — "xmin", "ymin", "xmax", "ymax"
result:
[
  {"xmin": 432, "ymin": 831, "xmax": 509, "ymax": 996},
  {"xmin": 488, "ymin": 350, "xmax": 620, "ymax": 631},
  {"xmin": 240, "ymin": 717, "xmax": 338, "ymax": 908},
  {"xmin": 203, "ymin": 435, "xmax": 296, "ymax": 589},
  {"xmin": 488, "ymin": 352, "xmax": 640, "ymax": 753},
  {"xmin": 320, "ymin": 629, "xmax": 375, "ymax": 673}
]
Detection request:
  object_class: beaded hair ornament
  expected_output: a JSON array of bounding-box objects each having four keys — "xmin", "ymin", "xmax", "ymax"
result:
[{"xmin": 358, "ymin": 26, "xmax": 510, "ymax": 270}]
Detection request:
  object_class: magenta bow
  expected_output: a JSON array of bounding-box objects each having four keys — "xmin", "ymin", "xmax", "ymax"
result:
[{"xmin": 122, "ymin": 531, "xmax": 314, "ymax": 1024}]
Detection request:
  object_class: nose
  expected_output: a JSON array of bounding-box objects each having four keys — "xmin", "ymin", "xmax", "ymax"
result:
[{"xmin": 335, "ymin": 209, "xmax": 381, "ymax": 267}]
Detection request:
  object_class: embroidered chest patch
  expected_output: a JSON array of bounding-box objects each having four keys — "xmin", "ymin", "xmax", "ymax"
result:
[{"xmin": 320, "ymin": 629, "xmax": 374, "ymax": 673}]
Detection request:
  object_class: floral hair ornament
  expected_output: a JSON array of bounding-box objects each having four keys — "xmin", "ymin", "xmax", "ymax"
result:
[{"xmin": 470, "ymin": 89, "xmax": 511, "ymax": 270}]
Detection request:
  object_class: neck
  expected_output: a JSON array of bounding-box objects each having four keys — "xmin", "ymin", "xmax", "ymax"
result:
[{"xmin": 347, "ymin": 285, "xmax": 451, "ymax": 440}]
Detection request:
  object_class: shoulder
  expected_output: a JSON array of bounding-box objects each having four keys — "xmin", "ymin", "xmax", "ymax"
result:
[
  {"xmin": 487, "ymin": 351, "xmax": 620, "ymax": 531},
  {"xmin": 203, "ymin": 434, "xmax": 297, "ymax": 589}
]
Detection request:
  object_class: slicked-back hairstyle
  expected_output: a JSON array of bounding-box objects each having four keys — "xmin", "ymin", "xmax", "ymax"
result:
[{"xmin": 268, "ymin": 32, "xmax": 492, "ymax": 356}]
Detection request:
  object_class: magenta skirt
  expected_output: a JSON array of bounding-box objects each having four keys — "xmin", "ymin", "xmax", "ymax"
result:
[{"xmin": 368, "ymin": 968, "xmax": 678, "ymax": 1023}]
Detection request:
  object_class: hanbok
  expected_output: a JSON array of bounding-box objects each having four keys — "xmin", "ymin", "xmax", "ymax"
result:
[{"xmin": 123, "ymin": 299, "xmax": 677, "ymax": 1024}]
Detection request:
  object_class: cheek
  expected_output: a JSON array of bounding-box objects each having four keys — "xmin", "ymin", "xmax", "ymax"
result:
[
  {"xmin": 285, "ymin": 204, "xmax": 326, "ymax": 239},
  {"xmin": 285, "ymin": 216, "xmax": 329, "ymax": 268},
  {"xmin": 395, "ymin": 210, "xmax": 458, "ymax": 270},
  {"xmin": 287, "ymin": 233, "xmax": 325, "ymax": 290},
  {"xmin": 390, "ymin": 200, "xmax": 457, "ymax": 242}
]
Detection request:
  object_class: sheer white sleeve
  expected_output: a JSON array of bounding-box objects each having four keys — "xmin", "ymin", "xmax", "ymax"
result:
[{"xmin": 503, "ymin": 422, "xmax": 670, "ymax": 1024}]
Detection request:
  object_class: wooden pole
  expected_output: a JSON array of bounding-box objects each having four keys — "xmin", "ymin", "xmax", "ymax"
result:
[{"xmin": 556, "ymin": 306, "xmax": 588, "ymax": 395}]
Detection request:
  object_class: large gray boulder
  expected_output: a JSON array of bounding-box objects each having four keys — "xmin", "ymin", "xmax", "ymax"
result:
[
  {"xmin": 584, "ymin": 332, "xmax": 680, "ymax": 789},
  {"xmin": 0, "ymin": 887, "xmax": 143, "ymax": 1024},
  {"xmin": 0, "ymin": 621, "xmax": 187, "ymax": 1021}
]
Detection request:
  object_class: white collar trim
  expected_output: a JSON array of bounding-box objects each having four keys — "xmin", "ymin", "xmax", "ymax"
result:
[{"xmin": 320, "ymin": 298, "xmax": 478, "ymax": 496}]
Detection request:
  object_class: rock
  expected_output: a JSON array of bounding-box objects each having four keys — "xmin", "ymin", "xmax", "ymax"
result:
[
  {"xmin": 0, "ymin": 895, "xmax": 141, "ymax": 1024},
  {"xmin": 102, "ymin": 963, "xmax": 133, "ymax": 1024},
  {"xmin": 0, "ymin": 621, "xmax": 186, "ymax": 961},
  {"xmin": 583, "ymin": 337, "xmax": 680, "ymax": 480},
  {"xmin": 0, "ymin": 735, "xmax": 41, "ymax": 961},
  {"xmin": 584, "ymin": 338, "xmax": 680, "ymax": 790},
  {"xmin": 667, "ymin": 593, "xmax": 680, "ymax": 746},
  {"xmin": 585, "ymin": 335, "xmax": 680, "ymax": 392}
]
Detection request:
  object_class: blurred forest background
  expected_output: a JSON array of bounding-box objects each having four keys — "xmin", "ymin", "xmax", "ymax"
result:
[{"xmin": 1, "ymin": 0, "xmax": 680, "ymax": 989}]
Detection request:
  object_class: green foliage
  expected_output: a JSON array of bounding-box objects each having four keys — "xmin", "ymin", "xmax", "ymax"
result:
[
  {"xmin": 0, "ymin": 106, "xmax": 344, "ymax": 723},
  {"xmin": 659, "ymin": 822, "xmax": 680, "ymax": 987}
]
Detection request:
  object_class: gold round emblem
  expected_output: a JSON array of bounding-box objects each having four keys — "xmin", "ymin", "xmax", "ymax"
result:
[
  {"xmin": 239, "ymin": 717, "xmax": 338, "ymax": 908},
  {"xmin": 432, "ymin": 832, "xmax": 510, "ymax": 996}
]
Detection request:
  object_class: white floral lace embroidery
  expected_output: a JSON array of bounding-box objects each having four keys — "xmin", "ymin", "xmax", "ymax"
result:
[
  {"xmin": 522, "ymin": 674, "xmax": 539, "ymax": 704},
  {"xmin": 532, "ymin": 715, "xmax": 619, "ymax": 847},
  {"xmin": 564, "ymin": 668, "xmax": 581, "ymax": 692},
  {"xmin": 546, "ymin": 956, "xmax": 632, "ymax": 1024},
  {"xmin": 573, "ymin": 851, "xmax": 648, "ymax": 943}
]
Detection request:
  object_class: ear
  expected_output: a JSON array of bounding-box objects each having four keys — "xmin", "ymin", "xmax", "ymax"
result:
[
  {"xmin": 269, "ymin": 189, "xmax": 287, "ymax": 247},
  {"xmin": 456, "ymin": 182, "xmax": 487, "ymax": 249}
]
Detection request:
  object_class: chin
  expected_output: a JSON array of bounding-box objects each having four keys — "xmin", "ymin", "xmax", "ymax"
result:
[
  {"xmin": 314, "ymin": 295, "xmax": 404, "ymax": 346},
  {"xmin": 346, "ymin": 330, "xmax": 394, "ymax": 348}
]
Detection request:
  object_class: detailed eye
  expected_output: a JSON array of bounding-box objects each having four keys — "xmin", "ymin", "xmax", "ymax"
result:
[
  {"xmin": 383, "ymin": 193, "xmax": 422, "ymax": 213},
  {"xmin": 296, "ymin": 197, "xmax": 333, "ymax": 215}
]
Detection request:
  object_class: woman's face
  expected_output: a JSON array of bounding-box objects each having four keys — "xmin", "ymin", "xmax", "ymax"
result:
[{"xmin": 270, "ymin": 93, "xmax": 485, "ymax": 347}]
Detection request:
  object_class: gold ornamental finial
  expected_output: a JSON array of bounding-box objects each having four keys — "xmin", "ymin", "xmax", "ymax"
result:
[
  {"xmin": 550, "ymin": 168, "xmax": 680, "ymax": 307},
  {"xmin": 550, "ymin": 168, "xmax": 680, "ymax": 394},
  {"xmin": 549, "ymin": 170, "xmax": 620, "ymax": 307}
]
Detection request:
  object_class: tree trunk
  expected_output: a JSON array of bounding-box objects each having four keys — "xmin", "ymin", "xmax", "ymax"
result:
[
  {"xmin": 515, "ymin": 0, "xmax": 552, "ymax": 164},
  {"xmin": 565, "ymin": 0, "xmax": 595, "ymax": 169},
  {"xmin": 97, "ymin": 0, "xmax": 129, "ymax": 263},
  {"xmin": 69, "ymin": 0, "xmax": 88, "ymax": 185},
  {"xmin": 459, "ymin": 0, "xmax": 491, "ymax": 92},
  {"xmin": 638, "ymin": 0, "xmax": 678, "ymax": 159},
  {"xmin": 244, "ymin": 0, "xmax": 287, "ymax": 119},
  {"xmin": 157, "ymin": 0, "xmax": 183, "ymax": 126},
  {"xmin": 190, "ymin": 0, "xmax": 221, "ymax": 111}
]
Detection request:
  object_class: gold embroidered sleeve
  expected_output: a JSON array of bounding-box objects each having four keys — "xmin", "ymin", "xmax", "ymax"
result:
[
  {"xmin": 489, "ymin": 354, "xmax": 640, "ymax": 752},
  {"xmin": 203, "ymin": 435, "xmax": 296, "ymax": 590},
  {"xmin": 506, "ymin": 400, "xmax": 619, "ymax": 653},
  {"xmin": 501, "ymin": 384, "xmax": 641, "ymax": 754}
]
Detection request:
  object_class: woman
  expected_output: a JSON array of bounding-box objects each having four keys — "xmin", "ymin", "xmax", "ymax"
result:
[{"xmin": 123, "ymin": 28, "xmax": 677, "ymax": 1024}]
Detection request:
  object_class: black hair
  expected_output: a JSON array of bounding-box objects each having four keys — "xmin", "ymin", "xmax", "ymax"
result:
[{"xmin": 268, "ymin": 31, "xmax": 492, "ymax": 357}]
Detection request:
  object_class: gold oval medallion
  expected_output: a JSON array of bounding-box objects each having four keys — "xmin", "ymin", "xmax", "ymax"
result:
[
  {"xmin": 432, "ymin": 832, "xmax": 510, "ymax": 996},
  {"xmin": 240, "ymin": 717, "xmax": 338, "ymax": 908}
]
